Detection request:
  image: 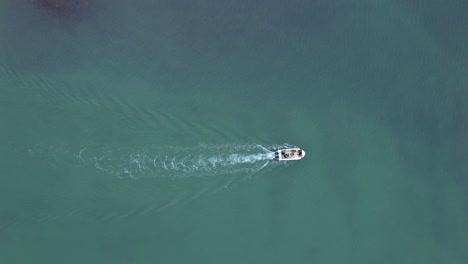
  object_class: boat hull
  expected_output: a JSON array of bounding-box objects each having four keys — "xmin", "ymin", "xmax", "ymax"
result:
[{"xmin": 275, "ymin": 148, "xmax": 306, "ymax": 161}]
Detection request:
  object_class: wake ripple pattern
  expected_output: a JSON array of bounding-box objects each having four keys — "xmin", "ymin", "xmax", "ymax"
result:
[{"xmin": 33, "ymin": 143, "xmax": 294, "ymax": 178}]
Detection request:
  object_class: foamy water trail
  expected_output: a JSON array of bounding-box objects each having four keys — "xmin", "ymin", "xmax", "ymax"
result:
[
  {"xmin": 30, "ymin": 143, "xmax": 294, "ymax": 179},
  {"xmin": 21, "ymin": 143, "xmax": 295, "ymax": 223}
]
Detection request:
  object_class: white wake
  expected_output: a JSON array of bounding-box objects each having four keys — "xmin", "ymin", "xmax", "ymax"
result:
[{"xmin": 30, "ymin": 143, "xmax": 294, "ymax": 179}]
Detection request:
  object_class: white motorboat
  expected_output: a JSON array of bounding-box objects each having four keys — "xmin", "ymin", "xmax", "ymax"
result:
[{"xmin": 274, "ymin": 148, "xmax": 306, "ymax": 161}]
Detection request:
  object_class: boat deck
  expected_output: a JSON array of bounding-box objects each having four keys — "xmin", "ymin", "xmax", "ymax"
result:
[{"xmin": 275, "ymin": 148, "xmax": 306, "ymax": 161}]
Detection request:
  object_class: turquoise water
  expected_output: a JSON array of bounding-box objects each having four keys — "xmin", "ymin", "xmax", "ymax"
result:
[{"xmin": 1, "ymin": 1, "xmax": 466, "ymax": 263}]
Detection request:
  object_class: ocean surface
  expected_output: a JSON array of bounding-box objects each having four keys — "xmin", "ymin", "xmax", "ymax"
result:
[{"xmin": 0, "ymin": 0, "xmax": 466, "ymax": 263}]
